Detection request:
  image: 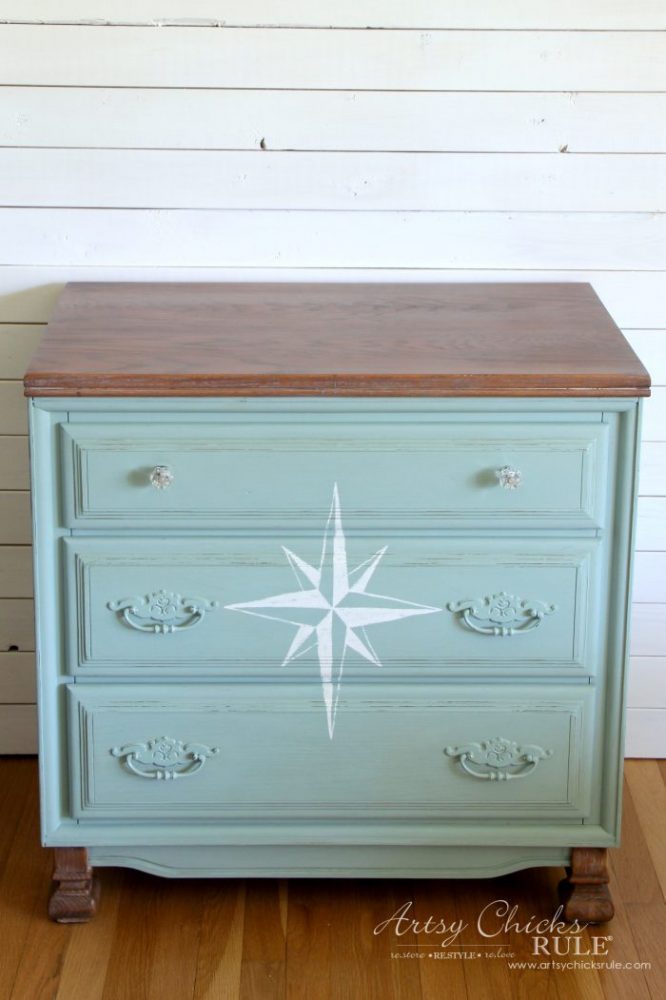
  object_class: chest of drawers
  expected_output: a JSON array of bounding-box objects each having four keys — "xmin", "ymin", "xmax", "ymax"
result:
[{"xmin": 24, "ymin": 282, "xmax": 650, "ymax": 923}]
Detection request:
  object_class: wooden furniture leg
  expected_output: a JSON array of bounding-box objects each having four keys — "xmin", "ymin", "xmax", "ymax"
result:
[
  {"xmin": 48, "ymin": 847, "xmax": 100, "ymax": 923},
  {"xmin": 559, "ymin": 847, "xmax": 614, "ymax": 923}
]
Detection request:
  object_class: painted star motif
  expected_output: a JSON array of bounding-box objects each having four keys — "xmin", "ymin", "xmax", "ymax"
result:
[{"xmin": 225, "ymin": 484, "xmax": 441, "ymax": 738}]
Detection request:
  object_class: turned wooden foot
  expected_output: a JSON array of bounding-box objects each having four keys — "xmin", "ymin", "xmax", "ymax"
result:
[
  {"xmin": 558, "ymin": 847, "xmax": 614, "ymax": 924},
  {"xmin": 48, "ymin": 847, "xmax": 100, "ymax": 923}
]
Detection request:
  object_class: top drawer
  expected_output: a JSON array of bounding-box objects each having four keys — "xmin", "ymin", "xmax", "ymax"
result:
[{"xmin": 59, "ymin": 418, "xmax": 609, "ymax": 530}]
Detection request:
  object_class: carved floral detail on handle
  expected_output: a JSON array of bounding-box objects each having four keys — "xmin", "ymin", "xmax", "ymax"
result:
[
  {"xmin": 445, "ymin": 737, "xmax": 553, "ymax": 781},
  {"xmin": 447, "ymin": 591, "xmax": 557, "ymax": 637},
  {"xmin": 110, "ymin": 736, "xmax": 220, "ymax": 779},
  {"xmin": 107, "ymin": 590, "xmax": 219, "ymax": 634}
]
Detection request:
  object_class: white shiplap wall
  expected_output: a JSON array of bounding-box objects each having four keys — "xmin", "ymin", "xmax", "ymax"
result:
[{"xmin": 0, "ymin": 2, "xmax": 664, "ymax": 755}]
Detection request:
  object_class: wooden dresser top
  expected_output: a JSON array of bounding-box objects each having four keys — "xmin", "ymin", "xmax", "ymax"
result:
[{"xmin": 24, "ymin": 281, "xmax": 650, "ymax": 397}]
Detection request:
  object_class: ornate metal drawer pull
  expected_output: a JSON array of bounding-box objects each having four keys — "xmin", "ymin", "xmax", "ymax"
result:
[
  {"xmin": 445, "ymin": 737, "xmax": 553, "ymax": 781},
  {"xmin": 107, "ymin": 590, "xmax": 218, "ymax": 634},
  {"xmin": 496, "ymin": 465, "xmax": 522, "ymax": 490},
  {"xmin": 111, "ymin": 737, "xmax": 219, "ymax": 780},
  {"xmin": 150, "ymin": 465, "xmax": 174, "ymax": 489},
  {"xmin": 447, "ymin": 591, "xmax": 557, "ymax": 637}
]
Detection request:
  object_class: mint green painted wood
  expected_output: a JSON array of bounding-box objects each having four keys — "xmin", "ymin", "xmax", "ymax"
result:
[
  {"xmin": 87, "ymin": 845, "xmax": 573, "ymax": 880},
  {"xmin": 63, "ymin": 536, "xmax": 600, "ymax": 677},
  {"xmin": 27, "ymin": 395, "xmax": 643, "ymax": 880},
  {"xmin": 67, "ymin": 683, "xmax": 592, "ymax": 822},
  {"xmin": 59, "ymin": 418, "xmax": 609, "ymax": 530},
  {"xmin": 43, "ymin": 818, "xmax": 617, "ymax": 850},
  {"xmin": 598, "ymin": 399, "xmax": 644, "ymax": 839}
]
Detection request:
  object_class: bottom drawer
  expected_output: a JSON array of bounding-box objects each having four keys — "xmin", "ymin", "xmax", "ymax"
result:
[{"xmin": 67, "ymin": 683, "xmax": 593, "ymax": 822}]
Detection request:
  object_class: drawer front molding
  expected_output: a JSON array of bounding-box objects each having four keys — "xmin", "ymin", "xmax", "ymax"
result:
[
  {"xmin": 110, "ymin": 737, "xmax": 219, "ymax": 780},
  {"xmin": 66, "ymin": 683, "xmax": 590, "ymax": 823},
  {"xmin": 107, "ymin": 590, "xmax": 218, "ymax": 635},
  {"xmin": 447, "ymin": 592, "xmax": 558, "ymax": 637},
  {"xmin": 64, "ymin": 537, "xmax": 597, "ymax": 677},
  {"xmin": 59, "ymin": 418, "xmax": 609, "ymax": 530},
  {"xmin": 445, "ymin": 738, "xmax": 554, "ymax": 781}
]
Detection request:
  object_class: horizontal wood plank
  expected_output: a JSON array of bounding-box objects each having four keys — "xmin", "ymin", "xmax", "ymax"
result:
[
  {"xmin": 624, "ymin": 330, "xmax": 666, "ymax": 386},
  {"xmin": 0, "ymin": 438, "xmax": 29, "ymax": 491},
  {"xmin": 3, "ymin": 210, "xmax": 666, "ymax": 269},
  {"xmin": 0, "ymin": 325, "xmax": 43, "ymax": 379},
  {"xmin": 640, "ymin": 443, "xmax": 666, "ymax": 494},
  {"xmin": 633, "ymin": 553, "xmax": 666, "ymax": 604},
  {"xmin": 0, "ymin": 493, "xmax": 31, "ymax": 544},
  {"xmin": 641, "ymin": 390, "xmax": 666, "ymax": 442},
  {"xmin": 628, "ymin": 657, "xmax": 666, "ymax": 708},
  {"xmin": 0, "ymin": 547, "xmax": 32, "ymax": 598},
  {"xmin": 0, "ymin": 3, "xmax": 663, "ymax": 757},
  {"xmin": 0, "ymin": 652, "xmax": 35, "ymax": 702},
  {"xmin": 2, "ymin": 150, "xmax": 665, "ymax": 212},
  {"xmin": 625, "ymin": 708, "xmax": 666, "ymax": 757},
  {"xmin": 636, "ymin": 499, "xmax": 666, "ymax": 550},
  {"xmin": 0, "ymin": 600, "xmax": 34, "ymax": 652},
  {"xmin": 2, "ymin": 1, "xmax": 665, "ymax": 30},
  {"xmin": 0, "ymin": 381, "xmax": 27, "ymax": 434},
  {"xmin": 0, "ymin": 704, "xmax": 36, "ymax": 753},
  {"xmin": 631, "ymin": 605, "xmax": 666, "ymax": 657},
  {"xmin": 4, "ymin": 89, "xmax": 666, "ymax": 153},
  {"xmin": 3, "ymin": 268, "xmax": 665, "ymax": 328},
  {"xmin": 2, "ymin": 26, "xmax": 666, "ymax": 90}
]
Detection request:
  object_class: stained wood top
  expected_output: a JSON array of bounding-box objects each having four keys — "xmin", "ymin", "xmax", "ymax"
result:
[{"xmin": 24, "ymin": 282, "xmax": 650, "ymax": 397}]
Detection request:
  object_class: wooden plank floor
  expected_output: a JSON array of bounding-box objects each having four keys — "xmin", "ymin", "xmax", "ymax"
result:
[{"xmin": 0, "ymin": 758, "xmax": 664, "ymax": 1000}]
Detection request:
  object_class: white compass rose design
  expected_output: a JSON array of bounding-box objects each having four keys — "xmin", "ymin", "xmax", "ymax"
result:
[{"xmin": 225, "ymin": 484, "xmax": 441, "ymax": 738}]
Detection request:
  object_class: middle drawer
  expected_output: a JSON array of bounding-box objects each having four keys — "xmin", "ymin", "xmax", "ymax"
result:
[{"xmin": 63, "ymin": 535, "xmax": 601, "ymax": 678}]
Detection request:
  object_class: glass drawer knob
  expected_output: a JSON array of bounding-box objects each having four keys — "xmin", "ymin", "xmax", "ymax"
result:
[
  {"xmin": 496, "ymin": 466, "xmax": 522, "ymax": 490},
  {"xmin": 150, "ymin": 465, "xmax": 174, "ymax": 490}
]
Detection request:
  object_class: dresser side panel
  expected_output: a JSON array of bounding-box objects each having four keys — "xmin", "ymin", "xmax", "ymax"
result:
[
  {"xmin": 29, "ymin": 401, "xmax": 71, "ymax": 840},
  {"xmin": 598, "ymin": 398, "xmax": 644, "ymax": 841}
]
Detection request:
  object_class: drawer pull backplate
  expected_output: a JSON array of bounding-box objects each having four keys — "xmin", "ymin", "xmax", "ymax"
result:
[
  {"xmin": 111, "ymin": 736, "xmax": 220, "ymax": 780},
  {"xmin": 445, "ymin": 737, "xmax": 553, "ymax": 781},
  {"xmin": 107, "ymin": 590, "xmax": 219, "ymax": 635},
  {"xmin": 447, "ymin": 592, "xmax": 557, "ymax": 637}
]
